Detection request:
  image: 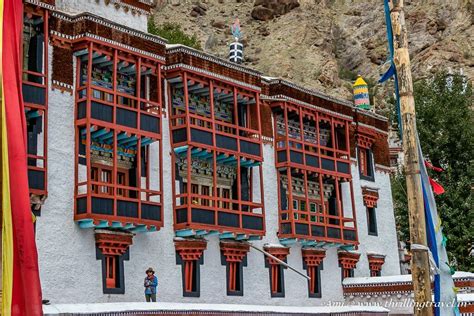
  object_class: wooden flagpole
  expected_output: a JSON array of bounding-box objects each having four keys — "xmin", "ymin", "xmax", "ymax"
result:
[{"xmin": 389, "ymin": 1, "xmax": 433, "ymax": 315}]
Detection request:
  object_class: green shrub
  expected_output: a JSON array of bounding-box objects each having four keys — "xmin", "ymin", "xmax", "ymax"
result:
[{"xmin": 148, "ymin": 19, "xmax": 202, "ymax": 50}]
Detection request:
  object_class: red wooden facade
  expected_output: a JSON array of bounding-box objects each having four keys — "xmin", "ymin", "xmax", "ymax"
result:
[
  {"xmin": 23, "ymin": 4, "xmax": 49, "ymax": 201},
  {"xmin": 269, "ymin": 97, "xmax": 358, "ymax": 245},
  {"xmin": 73, "ymin": 40, "xmax": 164, "ymax": 230},
  {"xmin": 166, "ymin": 51, "xmax": 265, "ymax": 236}
]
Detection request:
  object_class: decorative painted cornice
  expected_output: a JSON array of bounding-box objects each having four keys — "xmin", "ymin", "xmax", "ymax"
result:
[
  {"xmin": 108, "ymin": 0, "xmax": 152, "ymax": 15},
  {"xmin": 302, "ymin": 248, "xmax": 326, "ymax": 267},
  {"xmin": 164, "ymin": 63, "xmax": 261, "ymax": 91},
  {"xmin": 25, "ymin": 0, "xmax": 55, "ymax": 10},
  {"xmin": 220, "ymin": 241, "xmax": 250, "ymax": 263},
  {"xmin": 338, "ymin": 251, "xmax": 361, "ymax": 270},
  {"xmin": 95, "ymin": 230, "xmax": 133, "ymax": 256},
  {"xmin": 342, "ymin": 272, "xmax": 474, "ymax": 296},
  {"xmin": 175, "ymin": 239, "xmax": 207, "ymax": 261},
  {"xmin": 51, "ymin": 11, "xmax": 166, "ymax": 45},
  {"xmin": 266, "ymin": 78, "xmax": 354, "ymax": 108},
  {"xmin": 367, "ymin": 254, "xmax": 385, "ymax": 273},
  {"xmin": 362, "ymin": 187, "xmax": 379, "ymax": 208},
  {"xmin": 263, "ymin": 245, "xmax": 290, "ymax": 265},
  {"xmin": 166, "ymin": 44, "xmax": 261, "ymax": 78},
  {"xmin": 260, "ymin": 94, "xmax": 353, "ymax": 121},
  {"xmin": 50, "ymin": 31, "xmax": 165, "ymax": 61},
  {"xmin": 51, "ymin": 80, "xmax": 73, "ymax": 94}
]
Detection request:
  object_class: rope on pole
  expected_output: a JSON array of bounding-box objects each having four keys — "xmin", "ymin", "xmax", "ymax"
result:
[{"xmin": 246, "ymin": 243, "xmax": 310, "ymax": 281}]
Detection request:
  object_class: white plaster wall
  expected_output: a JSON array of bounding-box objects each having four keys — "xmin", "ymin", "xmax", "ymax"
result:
[
  {"xmin": 55, "ymin": 0, "xmax": 148, "ymax": 32},
  {"xmin": 351, "ymin": 157, "xmax": 401, "ymax": 278},
  {"xmin": 37, "ymin": 46, "xmax": 104, "ymax": 303}
]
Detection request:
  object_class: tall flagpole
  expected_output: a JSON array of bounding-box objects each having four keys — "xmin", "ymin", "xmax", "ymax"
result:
[{"xmin": 389, "ymin": 1, "xmax": 433, "ymax": 315}]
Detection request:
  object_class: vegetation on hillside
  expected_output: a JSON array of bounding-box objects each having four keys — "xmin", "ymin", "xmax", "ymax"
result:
[
  {"xmin": 392, "ymin": 72, "xmax": 473, "ymax": 272},
  {"xmin": 148, "ymin": 19, "xmax": 201, "ymax": 50}
]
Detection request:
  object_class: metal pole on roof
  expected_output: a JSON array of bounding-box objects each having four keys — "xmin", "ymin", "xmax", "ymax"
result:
[{"xmin": 247, "ymin": 243, "xmax": 310, "ymax": 281}]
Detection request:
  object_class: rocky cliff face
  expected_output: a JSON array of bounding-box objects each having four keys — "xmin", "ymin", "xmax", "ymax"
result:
[{"xmin": 153, "ymin": 0, "xmax": 473, "ymax": 112}]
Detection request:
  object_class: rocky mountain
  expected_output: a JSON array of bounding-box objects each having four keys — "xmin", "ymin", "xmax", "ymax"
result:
[{"xmin": 152, "ymin": 0, "xmax": 473, "ymax": 113}]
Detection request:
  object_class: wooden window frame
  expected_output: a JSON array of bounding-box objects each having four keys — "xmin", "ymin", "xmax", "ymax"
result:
[{"xmin": 91, "ymin": 163, "xmax": 129, "ymax": 197}]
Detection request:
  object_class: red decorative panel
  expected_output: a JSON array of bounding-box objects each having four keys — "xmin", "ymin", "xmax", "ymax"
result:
[
  {"xmin": 220, "ymin": 242, "xmax": 250, "ymax": 263},
  {"xmin": 362, "ymin": 188, "xmax": 379, "ymax": 208},
  {"xmin": 264, "ymin": 246, "xmax": 290, "ymax": 265},
  {"xmin": 368, "ymin": 254, "xmax": 385, "ymax": 276},
  {"xmin": 302, "ymin": 248, "xmax": 326, "ymax": 267},
  {"xmin": 95, "ymin": 231, "xmax": 133, "ymax": 256},
  {"xmin": 175, "ymin": 239, "xmax": 207, "ymax": 261},
  {"xmin": 357, "ymin": 134, "xmax": 375, "ymax": 149},
  {"xmin": 338, "ymin": 251, "xmax": 360, "ymax": 270}
]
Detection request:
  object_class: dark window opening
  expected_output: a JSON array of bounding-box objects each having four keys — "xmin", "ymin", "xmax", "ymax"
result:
[
  {"xmin": 269, "ymin": 264, "xmax": 285, "ymax": 297},
  {"xmin": 367, "ymin": 207, "xmax": 378, "ymax": 236},
  {"xmin": 23, "ymin": 13, "xmax": 44, "ymax": 84},
  {"xmin": 227, "ymin": 261, "xmax": 243, "ymax": 295},
  {"xmin": 96, "ymin": 247, "xmax": 128, "ymax": 294},
  {"xmin": 358, "ymin": 148, "xmax": 374, "ymax": 181},
  {"xmin": 341, "ymin": 267, "xmax": 354, "ymax": 280},
  {"xmin": 307, "ymin": 265, "xmax": 322, "ymax": 298},
  {"xmin": 176, "ymin": 252, "xmax": 203, "ymax": 297},
  {"xmin": 371, "ymin": 269, "xmax": 381, "ymax": 277}
]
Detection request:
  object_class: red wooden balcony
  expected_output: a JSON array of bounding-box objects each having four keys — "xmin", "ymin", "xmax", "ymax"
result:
[
  {"xmin": 74, "ymin": 43, "xmax": 162, "ymax": 140},
  {"xmin": 167, "ymin": 70, "xmax": 265, "ymax": 238},
  {"xmin": 73, "ymin": 42, "xmax": 164, "ymax": 232},
  {"xmin": 171, "ymin": 145, "xmax": 265, "ymax": 237},
  {"xmin": 23, "ymin": 9, "xmax": 49, "ymax": 198},
  {"xmin": 271, "ymin": 101, "xmax": 358, "ymax": 245},
  {"xmin": 168, "ymin": 71, "xmax": 262, "ymax": 162},
  {"xmin": 272, "ymin": 101, "xmax": 352, "ymax": 178}
]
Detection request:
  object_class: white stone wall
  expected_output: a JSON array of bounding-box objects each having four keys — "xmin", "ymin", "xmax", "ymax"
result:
[
  {"xmin": 37, "ymin": 55, "xmax": 400, "ymax": 305},
  {"xmin": 37, "ymin": 46, "xmax": 104, "ymax": 302},
  {"xmin": 351, "ymin": 156, "xmax": 401, "ymax": 277},
  {"xmin": 55, "ymin": 0, "xmax": 148, "ymax": 32}
]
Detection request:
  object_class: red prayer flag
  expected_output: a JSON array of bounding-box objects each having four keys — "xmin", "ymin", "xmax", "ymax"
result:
[
  {"xmin": 429, "ymin": 177, "xmax": 445, "ymax": 195},
  {"xmin": 425, "ymin": 160, "xmax": 444, "ymax": 172},
  {"xmin": 1, "ymin": 0, "xmax": 43, "ymax": 314}
]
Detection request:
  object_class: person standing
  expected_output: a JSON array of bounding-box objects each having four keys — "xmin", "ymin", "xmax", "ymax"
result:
[{"xmin": 144, "ymin": 267, "xmax": 158, "ymax": 302}]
